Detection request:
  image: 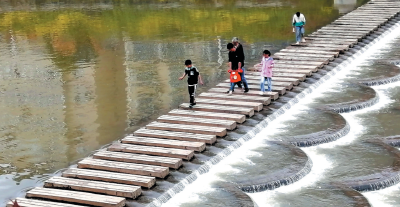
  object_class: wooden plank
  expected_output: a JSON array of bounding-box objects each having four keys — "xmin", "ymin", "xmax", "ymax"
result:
[
  {"xmin": 7, "ymin": 198, "xmax": 87, "ymax": 207},
  {"xmin": 207, "ymin": 87, "xmax": 280, "ymax": 99},
  {"xmin": 134, "ymin": 128, "xmax": 217, "ymax": 144},
  {"xmin": 274, "ymin": 60, "xmax": 325, "ymax": 68},
  {"xmin": 274, "ymin": 63, "xmax": 320, "ymax": 70},
  {"xmin": 157, "ymin": 114, "xmax": 237, "ymax": 130},
  {"xmin": 198, "ymin": 92, "xmax": 271, "ymax": 105},
  {"xmin": 63, "ymin": 168, "xmax": 155, "ymax": 188},
  {"xmin": 272, "ymin": 55, "xmax": 332, "ymax": 63},
  {"xmin": 208, "ymin": 87, "xmax": 281, "ymax": 99},
  {"xmin": 318, "ymin": 27, "xmax": 373, "ymax": 34},
  {"xmin": 121, "ymin": 135, "xmax": 206, "ymax": 151},
  {"xmin": 93, "ymin": 150, "xmax": 182, "ymax": 169},
  {"xmin": 286, "ymin": 46, "xmax": 344, "ymax": 53},
  {"xmin": 109, "ymin": 143, "xmax": 194, "ymax": 160},
  {"xmin": 242, "ymin": 79, "xmax": 293, "ymax": 90},
  {"xmin": 146, "ymin": 121, "xmax": 227, "ymax": 137},
  {"xmin": 78, "ymin": 158, "xmax": 170, "ymax": 178},
  {"xmin": 223, "ymin": 79, "xmax": 293, "ymax": 90},
  {"xmin": 280, "ymin": 48, "xmax": 339, "ymax": 57},
  {"xmin": 245, "ymin": 72, "xmax": 306, "ymax": 81},
  {"xmin": 26, "ymin": 187, "xmax": 125, "ymax": 207},
  {"xmin": 44, "ymin": 176, "xmax": 141, "ymax": 199},
  {"xmin": 321, "ymin": 25, "xmax": 378, "ymax": 31},
  {"xmin": 168, "ymin": 109, "xmax": 247, "ymax": 123},
  {"xmin": 215, "ymin": 82, "xmax": 287, "ymax": 95},
  {"xmin": 274, "ymin": 52, "xmax": 334, "ymax": 61},
  {"xmin": 302, "ymin": 37, "xmax": 358, "ymax": 45},
  {"xmin": 304, "ymin": 40, "xmax": 357, "ymax": 47},
  {"xmin": 195, "ymin": 98, "xmax": 263, "ymax": 111},
  {"xmin": 270, "ymin": 77, "xmax": 300, "ymax": 85},
  {"xmin": 294, "ymin": 41, "xmax": 352, "ymax": 50},
  {"xmin": 251, "ymin": 67, "xmax": 314, "ymax": 76},
  {"xmin": 179, "ymin": 103, "xmax": 255, "ymax": 117}
]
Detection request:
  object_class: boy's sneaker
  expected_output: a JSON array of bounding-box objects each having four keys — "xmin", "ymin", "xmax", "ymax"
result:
[
  {"xmin": 228, "ymin": 91, "xmax": 233, "ymax": 95},
  {"xmin": 259, "ymin": 92, "xmax": 264, "ymax": 95},
  {"xmin": 189, "ymin": 105, "xmax": 193, "ymax": 109},
  {"xmin": 295, "ymin": 42, "xmax": 299, "ymax": 45},
  {"xmin": 192, "ymin": 102, "xmax": 196, "ymax": 106},
  {"xmin": 302, "ymin": 38, "xmax": 306, "ymax": 42},
  {"xmin": 244, "ymin": 89, "xmax": 249, "ymax": 93}
]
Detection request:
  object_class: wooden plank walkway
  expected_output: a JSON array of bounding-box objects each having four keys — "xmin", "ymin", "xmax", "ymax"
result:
[
  {"xmin": 109, "ymin": 143, "xmax": 195, "ymax": 160},
  {"xmin": 26, "ymin": 187, "xmax": 126, "ymax": 207},
  {"xmin": 208, "ymin": 87, "xmax": 280, "ymax": 99},
  {"xmin": 7, "ymin": 198, "xmax": 87, "ymax": 207},
  {"xmin": 121, "ymin": 135, "xmax": 206, "ymax": 151},
  {"xmin": 168, "ymin": 109, "xmax": 246, "ymax": 123},
  {"xmin": 198, "ymin": 92, "xmax": 271, "ymax": 105},
  {"xmin": 157, "ymin": 114, "xmax": 237, "ymax": 130},
  {"xmin": 11, "ymin": 0, "xmax": 400, "ymax": 205},
  {"xmin": 44, "ymin": 176, "xmax": 142, "ymax": 198},
  {"xmin": 134, "ymin": 128, "xmax": 217, "ymax": 144},
  {"xmin": 179, "ymin": 103, "xmax": 255, "ymax": 117},
  {"xmin": 63, "ymin": 168, "xmax": 156, "ymax": 188},
  {"xmin": 94, "ymin": 150, "xmax": 182, "ymax": 169},
  {"xmin": 77, "ymin": 158, "xmax": 170, "ymax": 178}
]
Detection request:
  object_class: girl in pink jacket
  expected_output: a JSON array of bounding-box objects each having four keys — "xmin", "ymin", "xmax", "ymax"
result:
[{"xmin": 257, "ymin": 50, "xmax": 274, "ymax": 95}]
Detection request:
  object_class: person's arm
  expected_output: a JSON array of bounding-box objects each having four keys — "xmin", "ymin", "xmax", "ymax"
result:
[
  {"xmin": 179, "ymin": 72, "xmax": 187, "ymax": 80},
  {"xmin": 198, "ymin": 74, "xmax": 204, "ymax": 85},
  {"xmin": 269, "ymin": 58, "xmax": 275, "ymax": 68},
  {"xmin": 238, "ymin": 62, "xmax": 242, "ymax": 70},
  {"xmin": 303, "ymin": 15, "xmax": 306, "ymax": 26}
]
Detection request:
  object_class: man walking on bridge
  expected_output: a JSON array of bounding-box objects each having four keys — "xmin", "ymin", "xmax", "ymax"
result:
[{"xmin": 292, "ymin": 12, "xmax": 306, "ymax": 44}]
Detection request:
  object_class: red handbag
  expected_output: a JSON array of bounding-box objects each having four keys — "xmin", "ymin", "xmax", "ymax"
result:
[{"xmin": 229, "ymin": 70, "xmax": 242, "ymax": 83}]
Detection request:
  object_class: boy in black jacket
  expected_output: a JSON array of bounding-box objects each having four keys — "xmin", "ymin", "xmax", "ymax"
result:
[{"xmin": 179, "ymin": 60, "xmax": 204, "ymax": 108}]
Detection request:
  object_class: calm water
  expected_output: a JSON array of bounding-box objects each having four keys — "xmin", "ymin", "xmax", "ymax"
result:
[{"xmin": 0, "ymin": 0, "xmax": 370, "ymax": 205}]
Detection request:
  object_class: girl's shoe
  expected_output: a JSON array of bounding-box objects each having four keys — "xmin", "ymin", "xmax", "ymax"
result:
[
  {"xmin": 259, "ymin": 92, "xmax": 264, "ymax": 95},
  {"xmin": 228, "ymin": 91, "xmax": 233, "ymax": 95},
  {"xmin": 302, "ymin": 38, "xmax": 306, "ymax": 42}
]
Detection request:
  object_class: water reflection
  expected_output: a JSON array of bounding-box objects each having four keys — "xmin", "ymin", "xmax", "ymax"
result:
[{"xmin": 0, "ymin": 0, "xmax": 368, "ymax": 205}]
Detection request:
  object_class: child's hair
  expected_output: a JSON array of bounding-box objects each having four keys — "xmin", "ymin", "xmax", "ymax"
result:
[
  {"xmin": 227, "ymin": 43, "xmax": 234, "ymax": 50},
  {"xmin": 185, "ymin": 59, "xmax": 192, "ymax": 65},
  {"xmin": 296, "ymin": 12, "xmax": 300, "ymax": 17},
  {"xmin": 263, "ymin": 50, "xmax": 271, "ymax": 56}
]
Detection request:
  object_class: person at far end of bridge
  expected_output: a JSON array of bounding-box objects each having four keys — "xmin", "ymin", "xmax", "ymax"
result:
[
  {"xmin": 292, "ymin": 11, "xmax": 306, "ymax": 44},
  {"xmin": 179, "ymin": 59, "xmax": 204, "ymax": 108},
  {"xmin": 227, "ymin": 43, "xmax": 244, "ymax": 95},
  {"xmin": 256, "ymin": 50, "xmax": 274, "ymax": 95},
  {"xmin": 232, "ymin": 37, "xmax": 249, "ymax": 93}
]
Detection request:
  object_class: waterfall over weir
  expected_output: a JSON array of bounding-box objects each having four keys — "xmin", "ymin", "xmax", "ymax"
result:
[{"xmin": 148, "ymin": 20, "xmax": 400, "ymax": 207}]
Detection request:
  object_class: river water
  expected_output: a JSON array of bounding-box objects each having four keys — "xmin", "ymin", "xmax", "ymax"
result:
[
  {"xmin": 0, "ymin": 0, "xmax": 390, "ymax": 206},
  {"xmin": 164, "ymin": 18, "xmax": 400, "ymax": 207}
]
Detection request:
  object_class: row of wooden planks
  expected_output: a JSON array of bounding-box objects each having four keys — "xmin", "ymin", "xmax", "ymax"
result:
[{"xmin": 8, "ymin": 0, "xmax": 400, "ymax": 206}]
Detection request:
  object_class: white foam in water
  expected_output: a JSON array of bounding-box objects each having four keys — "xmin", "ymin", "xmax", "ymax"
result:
[
  {"xmin": 161, "ymin": 22, "xmax": 400, "ymax": 207},
  {"xmin": 362, "ymin": 181, "xmax": 400, "ymax": 207},
  {"xmin": 248, "ymin": 147, "xmax": 332, "ymax": 207}
]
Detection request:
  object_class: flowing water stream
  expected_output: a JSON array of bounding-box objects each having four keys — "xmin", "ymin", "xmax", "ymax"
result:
[{"xmin": 162, "ymin": 19, "xmax": 400, "ymax": 207}]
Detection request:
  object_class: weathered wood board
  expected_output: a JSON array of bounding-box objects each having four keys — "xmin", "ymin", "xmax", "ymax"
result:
[
  {"xmin": 26, "ymin": 187, "xmax": 126, "ymax": 207},
  {"xmin": 134, "ymin": 128, "xmax": 217, "ymax": 144},
  {"xmin": 44, "ymin": 176, "xmax": 142, "ymax": 199},
  {"xmin": 93, "ymin": 150, "xmax": 183, "ymax": 169},
  {"xmin": 63, "ymin": 168, "xmax": 156, "ymax": 188},
  {"xmin": 109, "ymin": 143, "xmax": 195, "ymax": 160},
  {"xmin": 78, "ymin": 158, "xmax": 170, "ymax": 178}
]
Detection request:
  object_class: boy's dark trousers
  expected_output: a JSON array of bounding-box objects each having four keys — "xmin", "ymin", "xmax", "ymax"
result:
[{"xmin": 188, "ymin": 84, "xmax": 197, "ymax": 105}]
